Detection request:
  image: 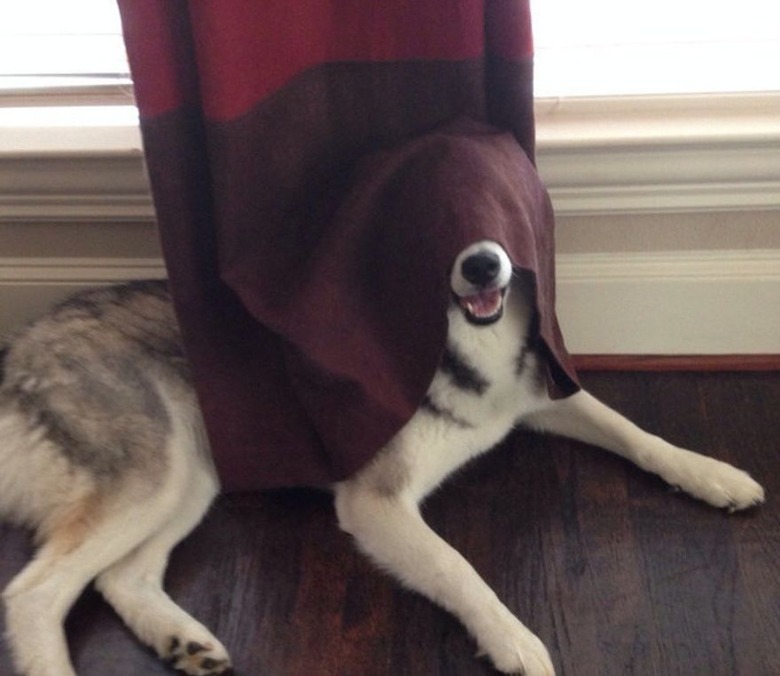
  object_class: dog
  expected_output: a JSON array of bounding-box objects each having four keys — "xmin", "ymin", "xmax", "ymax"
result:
[{"xmin": 0, "ymin": 240, "xmax": 765, "ymax": 676}]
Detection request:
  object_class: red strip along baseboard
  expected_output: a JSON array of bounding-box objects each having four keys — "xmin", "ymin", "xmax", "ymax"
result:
[{"xmin": 572, "ymin": 355, "xmax": 780, "ymax": 372}]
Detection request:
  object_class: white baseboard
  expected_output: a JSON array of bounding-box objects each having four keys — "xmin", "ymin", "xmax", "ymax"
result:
[
  {"xmin": 0, "ymin": 258, "xmax": 165, "ymax": 335},
  {"xmin": 556, "ymin": 249, "xmax": 780, "ymax": 354},
  {"xmin": 2, "ymin": 252, "xmax": 779, "ymax": 355}
]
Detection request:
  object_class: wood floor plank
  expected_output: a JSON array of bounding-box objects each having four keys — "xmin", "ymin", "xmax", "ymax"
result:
[{"xmin": 1, "ymin": 372, "xmax": 778, "ymax": 675}]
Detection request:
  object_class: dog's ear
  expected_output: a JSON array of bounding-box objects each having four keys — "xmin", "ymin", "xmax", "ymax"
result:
[{"xmin": 511, "ymin": 268, "xmax": 541, "ymax": 342}]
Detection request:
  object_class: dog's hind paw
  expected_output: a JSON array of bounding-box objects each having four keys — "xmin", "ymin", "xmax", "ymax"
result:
[{"xmin": 165, "ymin": 635, "xmax": 232, "ymax": 675}]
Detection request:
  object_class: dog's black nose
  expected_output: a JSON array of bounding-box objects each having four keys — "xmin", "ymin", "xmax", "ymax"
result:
[{"xmin": 461, "ymin": 251, "xmax": 501, "ymax": 286}]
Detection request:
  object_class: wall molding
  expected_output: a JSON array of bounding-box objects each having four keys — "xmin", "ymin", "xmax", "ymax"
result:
[
  {"xmin": 0, "ymin": 153, "xmax": 153, "ymax": 223},
  {"xmin": 0, "ymin": 104, "xmax": 151, "ymax": 222},
  {"xmin": 535, "ymin": 93, "xmax": 780, "ymax": 215},
  {"xmin": 1, "ymin": 94, "xmax": 779, "ymax": 220}
]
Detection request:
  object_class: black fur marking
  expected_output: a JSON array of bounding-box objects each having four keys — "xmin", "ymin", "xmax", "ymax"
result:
[
  {"xmin": 187, "ymin": 641, "xmax": 207, "ymax": 655},
  {"xmin": 421, "ymin": 396, "xmax": 475, "ymax": 429},
  {"xmin": 516, "ymin": 345, "xmax": 531, "ymax": 376},
  {"xmin": 440, "ymin": 344, "xmax": 489, "ymax": 394}
]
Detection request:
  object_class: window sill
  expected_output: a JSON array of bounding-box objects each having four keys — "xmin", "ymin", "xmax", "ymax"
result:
[
  {"xmin": 0, "ymin": 104, "xmax": 151, "ymax": 222},
  {"xmin": 535, "ymin": 92, "xmax": 780, "ymax": 214},
  {"xmin": 0, "ymin": 92, "xmax": 779, "ymax": 222}
]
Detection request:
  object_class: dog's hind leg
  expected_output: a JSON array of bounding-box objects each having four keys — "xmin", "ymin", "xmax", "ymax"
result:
[
  {"xmin": 94, "ymin": 460, "xmax": 230, "ymax": 676},
  {"xmin": 3, "ymin": 483, "xmax": 191, "ymax": 676},
  {"xmin": 523, "ymin": 390, "xmax": 765, "ymax": 511},
  {"xmin": 335, "ymin": 483, "xmax": 555, "ymax": 676}
]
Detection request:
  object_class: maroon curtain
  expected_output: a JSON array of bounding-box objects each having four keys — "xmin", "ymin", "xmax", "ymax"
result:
[{"xmin": 117, "ymin": 0, "xmax": 578, "ymax": 492}]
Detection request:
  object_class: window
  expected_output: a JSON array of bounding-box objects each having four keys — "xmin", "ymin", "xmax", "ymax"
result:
[
  {"xmin": 0, "ymin": 1, "xmax": 129, "ymax": 92},
  {"xmin": 531, "ymin": 0, "xmax": 780, "ymax": 97},
  {"xmin": 4, "ymin": 1, "xmax": 780, "ymax": 98}
]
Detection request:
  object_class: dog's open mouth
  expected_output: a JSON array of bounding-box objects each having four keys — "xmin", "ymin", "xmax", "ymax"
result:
[{"xmin": 456, "ymin": 287, "xmax": 506, "ymax": 325}]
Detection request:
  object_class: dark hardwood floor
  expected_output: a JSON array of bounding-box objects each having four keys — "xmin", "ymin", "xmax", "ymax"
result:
[{"xmin": 1, "ymin": 371, "xmax": 778, "ymax": 675}]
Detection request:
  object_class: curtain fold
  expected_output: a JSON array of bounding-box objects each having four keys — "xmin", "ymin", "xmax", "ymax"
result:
[{"xmin": 118, "ymin": 0, "xmax": 578, "ymax": 492}]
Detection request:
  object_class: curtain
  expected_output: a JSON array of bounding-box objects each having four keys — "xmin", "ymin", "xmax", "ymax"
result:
[{"xmin": 117, "ymin": 0, "xmax": 578, "ymax": 492}]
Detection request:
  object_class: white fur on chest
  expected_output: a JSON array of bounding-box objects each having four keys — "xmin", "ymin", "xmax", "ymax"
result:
[{"xmin": 365, "ymin": 282, "xmax": 549, "ymax": 502}]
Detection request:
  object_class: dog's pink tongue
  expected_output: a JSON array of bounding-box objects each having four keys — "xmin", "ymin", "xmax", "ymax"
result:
[{"xmin": 462, "ymin": 289, "xmax": 502, "ymax": 317}]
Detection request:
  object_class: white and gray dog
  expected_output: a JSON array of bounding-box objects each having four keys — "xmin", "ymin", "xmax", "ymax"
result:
[{"xmin": 0, "ymin": 240, "xmax": 764, "ymax": 676}]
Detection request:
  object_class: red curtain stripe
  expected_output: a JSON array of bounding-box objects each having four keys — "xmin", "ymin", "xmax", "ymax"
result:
[{"xmin": 120, "ymin": 0, "xmax": 532, "ymax": 121}]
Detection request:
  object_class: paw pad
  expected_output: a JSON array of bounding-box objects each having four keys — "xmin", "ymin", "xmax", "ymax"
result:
[{"xmin": 167, "ymin": 635, "xmax": 232, "ymax": 675}]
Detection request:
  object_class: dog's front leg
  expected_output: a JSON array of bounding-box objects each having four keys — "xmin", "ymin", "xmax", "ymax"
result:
[
  {"xmin": 523, "ymin": 390, "xmax": 765, "ymax": 511},
  {"xmin": 334, "ymin": 482, "xmax": 555, "ymax": 675}
]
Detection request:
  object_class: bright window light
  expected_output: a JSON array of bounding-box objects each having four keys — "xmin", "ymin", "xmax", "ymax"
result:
[
  {"xmin": 2, "ymin": 1, "xmax": 779, "ymax": 98},
  {"xmin": 532, "ymin": 0, "xmax": 780, "ymax": 97},
  {"xmin": 0, "ymin": 1, "xmax": 129, "ymax": 89}
]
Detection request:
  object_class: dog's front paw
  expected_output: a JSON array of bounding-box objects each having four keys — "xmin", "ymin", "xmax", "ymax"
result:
[
  {"xmin": 475, "ymin": 610, "xmax": 555, "ymax": 675},
  {"xmin": 165, "ymin": 635, "xmax": 232, "ymax": 675},
  {"xmin": 667, "ymin": 452, "xmax": 765, "ymax": 512}
]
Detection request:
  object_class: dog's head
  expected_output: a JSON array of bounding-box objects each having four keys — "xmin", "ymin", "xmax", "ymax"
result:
[{"xmin": 449, "ymin": 240, "xmax": 512, "ymax": 326}]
